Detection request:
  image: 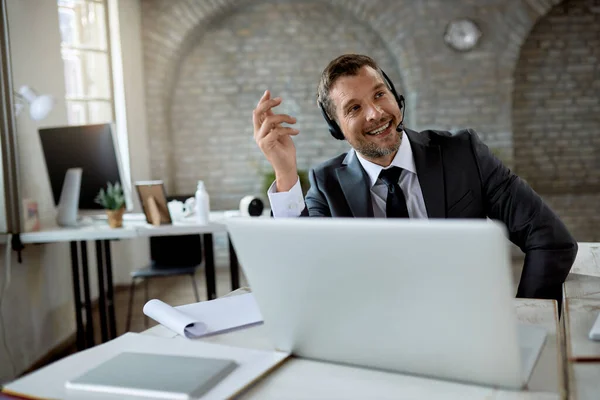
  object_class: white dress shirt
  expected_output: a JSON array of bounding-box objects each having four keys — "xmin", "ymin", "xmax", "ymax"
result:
[{"xmin": 268, "ymin": 132, "xmax": 429, "ymax": 219}]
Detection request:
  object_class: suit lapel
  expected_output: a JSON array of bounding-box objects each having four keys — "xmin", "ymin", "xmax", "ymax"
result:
[
  {"xmin": 405, "ymin": 129, "xmax": 446, "ymax": 218},
  {"xmin": 336, "ymin": 150, "xmax": 373, "ymax": 218}
]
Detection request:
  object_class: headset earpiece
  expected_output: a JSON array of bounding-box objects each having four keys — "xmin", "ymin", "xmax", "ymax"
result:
[{"xmin": 318, "ymin": 101, "xmax": 345, "ymax": 140}]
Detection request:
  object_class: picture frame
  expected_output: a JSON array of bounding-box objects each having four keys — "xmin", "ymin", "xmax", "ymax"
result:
[{"xmin": 135, "ymin": 180, "xmax": 172, "ymax": 226}]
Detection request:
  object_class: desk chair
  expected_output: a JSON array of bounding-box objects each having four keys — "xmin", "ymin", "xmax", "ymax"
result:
[{"xmin": 126, "ymin": 195, "xmax": 203, "ymax": 331}]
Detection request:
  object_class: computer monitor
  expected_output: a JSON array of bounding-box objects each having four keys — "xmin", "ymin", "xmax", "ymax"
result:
[{"xmin": 38, "ymin": 123, "xmax": 132, "ymax": 214}]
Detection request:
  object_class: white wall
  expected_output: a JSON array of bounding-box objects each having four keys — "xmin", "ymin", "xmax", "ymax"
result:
[
  {"xmin": 0, "ymin": 0, "xmax": 151, "ymax": 382},
  {"xmin": 0, "ymin": 0, "xmax": 74, "ymax": 382}
]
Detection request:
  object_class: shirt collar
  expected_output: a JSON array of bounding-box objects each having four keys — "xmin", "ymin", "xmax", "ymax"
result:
[{"xmin": 355, "ymin": 131, "xmax": 417, "ymax": 188}]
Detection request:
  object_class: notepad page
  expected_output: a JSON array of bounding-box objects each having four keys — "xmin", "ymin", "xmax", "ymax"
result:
[{"xmin": 176, "ymin": 293, "xmax": 263, "ymax": 336}]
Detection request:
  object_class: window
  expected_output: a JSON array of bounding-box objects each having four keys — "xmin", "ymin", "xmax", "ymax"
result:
[{"xmin": 58, "ymin": 0, "xmax": 113, "ymax": 125}]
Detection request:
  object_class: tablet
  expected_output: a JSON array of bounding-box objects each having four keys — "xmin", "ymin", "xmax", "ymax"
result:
[{"xmin": 65, "ymin": 352, "xmax": 237, "ymax": 399}]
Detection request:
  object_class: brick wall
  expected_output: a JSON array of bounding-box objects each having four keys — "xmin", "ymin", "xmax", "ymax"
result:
[
  {"xmin": 512, "ymin": 0, "xmax": 600, "ymax": 241},
  {"xmin": 168, "ymin": 1, "xmax": 401, "ymax": 207},
  {"xmin": 513, "ymin": 0, "xmax": 600, "ymax": 194},
  {"xmin": 544, "ymin": 194, "xmax": 600, "ymax": 242},
  {"xmin": 141, "ymin": 0, "xmax": 599, "ymax": 241}
]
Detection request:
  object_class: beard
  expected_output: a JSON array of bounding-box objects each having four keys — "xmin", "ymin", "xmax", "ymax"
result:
[{"xmin": 349, "ymin": 128, "xmax": 402, "ymax": 160}]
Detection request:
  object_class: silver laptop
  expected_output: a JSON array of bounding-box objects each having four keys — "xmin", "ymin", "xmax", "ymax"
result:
[{"xmin": 226, "ymin": 217, "xmax": 547, "ymax": 390}]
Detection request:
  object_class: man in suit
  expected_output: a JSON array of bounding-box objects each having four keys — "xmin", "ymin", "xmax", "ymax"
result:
[{"xmin": 252, "ymin": 53, "xmax": 577, "ymax": 303}]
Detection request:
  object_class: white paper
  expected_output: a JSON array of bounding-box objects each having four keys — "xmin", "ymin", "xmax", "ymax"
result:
[
  {"xmin": 143, "ymin": 299, "xmax": 208, "ymax": 338},
  {"xmin": 6, "ymin": 332, "xmax": 290, "ymax": 400},
  {"xmin": 143, "ymin": 293, "xmax": 263, "ymax": 338}
]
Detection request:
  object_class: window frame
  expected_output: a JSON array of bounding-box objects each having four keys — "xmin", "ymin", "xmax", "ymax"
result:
[{"xmin": 58, "ymin": 0, "xmax": 116, "ymax": 125}]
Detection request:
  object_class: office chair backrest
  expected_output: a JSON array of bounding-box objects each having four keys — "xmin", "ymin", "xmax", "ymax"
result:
[{"xmin": 150, "ymin": 194, "xmax": 203, "ymax": 268}]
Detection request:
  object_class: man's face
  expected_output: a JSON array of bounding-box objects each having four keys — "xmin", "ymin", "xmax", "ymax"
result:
[{"xmin": 330, "ymin": 66, "xmax": 402, "ymax": 161}]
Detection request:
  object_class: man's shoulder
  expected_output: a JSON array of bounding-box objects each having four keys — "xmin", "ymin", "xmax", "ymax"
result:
[{"xmin": 409, "ymin": 128, "xmax": 478, "ymax": 146}]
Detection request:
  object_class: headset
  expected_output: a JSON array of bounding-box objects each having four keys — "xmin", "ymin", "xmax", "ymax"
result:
[{"xmin": 318, "ymin": 69, "xmax": 405, "ymax": 140}]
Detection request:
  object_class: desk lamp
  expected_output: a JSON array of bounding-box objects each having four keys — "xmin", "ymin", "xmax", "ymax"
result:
[{"xmin": 14, "ymin": 85, "xmax": 54, "ymax": 121}]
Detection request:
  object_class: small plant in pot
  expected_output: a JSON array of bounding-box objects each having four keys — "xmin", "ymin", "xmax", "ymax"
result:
[{"xmin": 95, "ymin": 182, "xmax": 125, "ymax": 228}]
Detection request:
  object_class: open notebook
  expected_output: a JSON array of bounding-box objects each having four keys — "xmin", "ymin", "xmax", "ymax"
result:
[
  {"xmin": 143, "ymin": 293, "xmax": 263, "ymax": 338},
  {"xmin": 4, "ymin": 333, "xmax": 290, "ymax": 400}
]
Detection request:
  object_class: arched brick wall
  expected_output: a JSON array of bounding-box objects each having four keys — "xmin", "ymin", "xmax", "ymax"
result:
[
  {"xmin": 513, "ymin": 0, "xmax": 600, "ymax": 193},
  {"xmin": 141, "ymin": 0, "xmax": 573, "ymax": 209},
  {"xmin": 168, "ymin": 2, "xmax": 403, "ymax": 208},
  {"xmin": 512, "ymin": 0, "xmax": 600, "ymax": 241}
]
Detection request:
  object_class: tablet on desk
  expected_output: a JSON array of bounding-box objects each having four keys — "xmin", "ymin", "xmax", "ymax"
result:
[{"xmin": 65, "ymin": 352, "xmax": 237, "ymax": 399}]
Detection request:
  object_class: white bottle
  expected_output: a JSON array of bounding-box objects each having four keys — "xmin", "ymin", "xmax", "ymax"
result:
[{"xmin": 194, "ymin": 180, "xmax": 210, "ymax": 224}]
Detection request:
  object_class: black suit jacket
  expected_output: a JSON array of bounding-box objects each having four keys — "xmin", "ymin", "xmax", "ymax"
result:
[{"xmin": 301, "ymin": 128, "xmax": 577, "ymax": 302}]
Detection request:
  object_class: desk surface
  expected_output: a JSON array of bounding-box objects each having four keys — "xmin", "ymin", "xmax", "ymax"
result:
[
  {"xmin": 140, "ymin": 295, "xmax": 563, "ymax": 400},
  {"xmin": 562, "ymin": 245, "xmax": 600, "ymax": 400},
  {"xmin": 568, "ymin": 363, "xmax": 600, "ymax": 400},
  {"xmin": 571, "ymin": 242, "xmax": 600, "ymax": 277},
  {"xmin": 565, "ymin": 298, "xmax": 600, "ymax": 361},
  {"xmin": 564, "ymin": 273, "xmax": 600, "ymax": 301},
  {"xmin": 5, "ymin": 296, "xmax": 562, "ymax": 400},
  {"xmin": 19, "ymin": 212, "xmax": 232, "ymax": 244}
]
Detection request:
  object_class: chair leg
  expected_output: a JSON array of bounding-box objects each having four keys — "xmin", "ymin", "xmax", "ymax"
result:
[
  {"xmin": 190, "ymin": 274, "xmax": 200, "ymax": 302},
  {"xmin": 126, "ymin": 278, "xmax": 136, "ymax": 332},
  {"xmin": 144, "ymin": 279, "xmax": 150, "ymax": 328}
]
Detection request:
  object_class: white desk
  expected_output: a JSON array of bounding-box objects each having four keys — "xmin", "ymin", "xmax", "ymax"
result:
[
  {"xmin": 561, "ymin": 242, "xmax": 600, "ymax": 400},
  {"xmin": 564, "ymin": 273, "xmax": 600, "ymax": 301},
  {"xmin": 562, "ymin": 296, "xmax": 600, "ymax": 400},
  {"xmin": 564, "ymin": 298, "xmax": 600, "ymax": 362},
  {"xmin": 20, "ymin": 221, "xmax": 139, "ymax": 243},
  {"xmin": 19, "ymin": 214, "xmax": 230, "ymax": 243},
  {"xmin": 3, "ymin": 294, "xmax": 564, "ymax": 399},
  {"xmin": 568, "ymin": 363, "xmax": 600, "ymax": 400},
  {"xmin": 17, "ymin": 213, "xmax": 241, "ymax": 351},
  {"xmin": 570, "ymin": 242, "xmax": 600, "ymax": 277}
]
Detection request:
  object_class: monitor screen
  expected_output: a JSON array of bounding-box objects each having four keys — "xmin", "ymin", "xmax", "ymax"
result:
[{"xmin": 38, "ymin": 123, "xmax": 130, "ymax": 211}]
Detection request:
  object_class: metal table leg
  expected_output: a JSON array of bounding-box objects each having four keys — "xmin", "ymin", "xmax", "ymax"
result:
[
  {"xmin": 70, "ymin": 242, "xmax": 85, "ymax": 351},
  {"xmin": 203, "ymin": 233, "xmax": 216, "ymax": 300},
  {"xmin": 79, "ymin": 242, "xmax": 95, "ymax": 348},
  {"xmin": 103, "ymin": 240, "xmax": 117, "ymax": 339},
  {"xmin": 228, "ymin": 234, "xmax": 240, "ymax": 291},
  {"xmin": 95, "ymin": 240, "xmax": 108, "ymax": 342}
]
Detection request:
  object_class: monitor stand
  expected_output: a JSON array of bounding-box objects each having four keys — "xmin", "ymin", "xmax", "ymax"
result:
[{"xmin": 56, "ymin": 168, "xmax": 82, "ymax": 227}]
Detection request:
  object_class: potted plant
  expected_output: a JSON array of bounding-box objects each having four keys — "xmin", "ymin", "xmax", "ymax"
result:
[{"xmin": 95, "ymin": 182, "xmax": 126, "ymax": 228}]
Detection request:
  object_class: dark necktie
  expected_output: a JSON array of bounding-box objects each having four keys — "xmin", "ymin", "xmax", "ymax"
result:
[{"xmin": 378, "ymin": 167, "xmax": 410, "ymax": 218}]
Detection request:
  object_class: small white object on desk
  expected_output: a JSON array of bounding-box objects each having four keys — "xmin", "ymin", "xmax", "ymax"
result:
[
  {"xmin": 194, "ymin": 180, "xmax": 211, "ymax": 224},
  {"xmin": 143, "ymin": 293, "xmax": 263, "ymax": 338},
  {"xmin": 589, "ymin": 312, "xmax": 600, "ymax": 341},
  {"xmin": 239, "ymin": 196, "xmax": 265, "ymax": 217}
]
